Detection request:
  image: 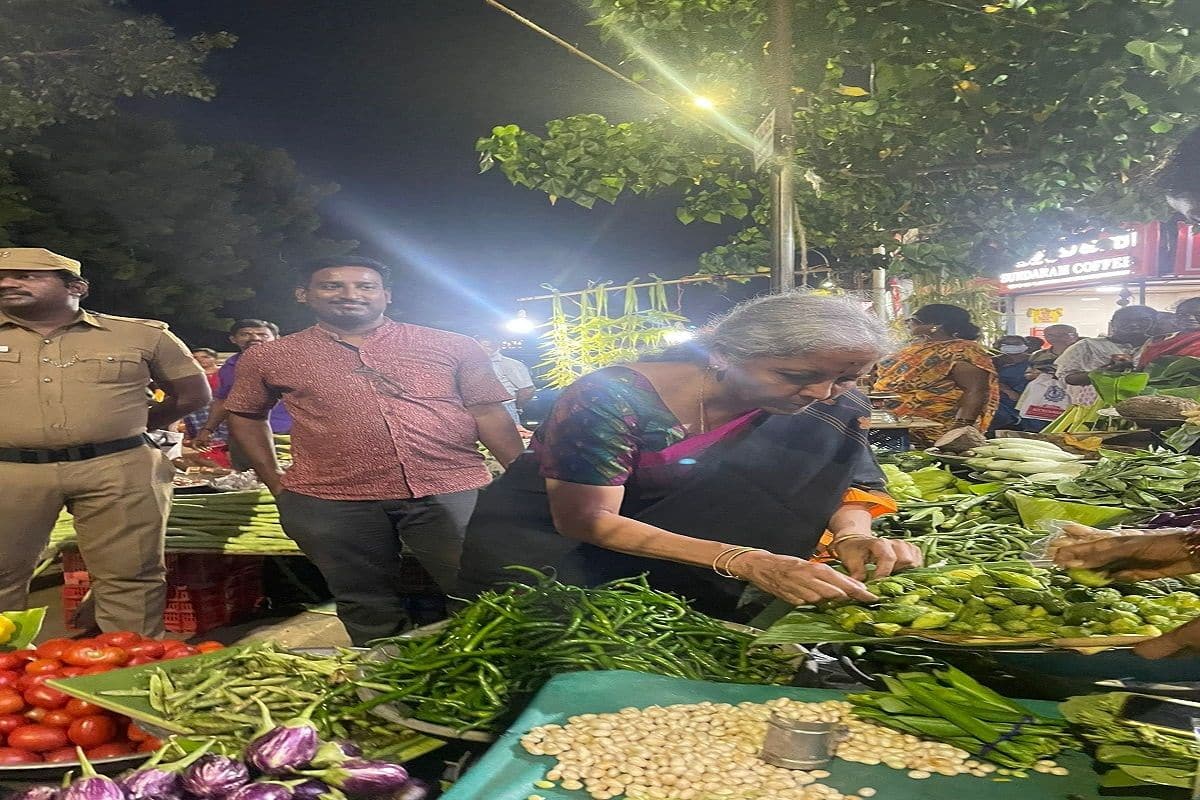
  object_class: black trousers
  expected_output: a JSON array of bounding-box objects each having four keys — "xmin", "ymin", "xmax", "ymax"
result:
[{"xmin": 276, "ymin": 489, "xmax": 477, "ymax": 645}]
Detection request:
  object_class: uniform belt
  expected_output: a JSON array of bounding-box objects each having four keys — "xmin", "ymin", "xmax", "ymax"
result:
[{"xmin": 0, "ymin": 434, "xmax": 151, "ymax": 464}]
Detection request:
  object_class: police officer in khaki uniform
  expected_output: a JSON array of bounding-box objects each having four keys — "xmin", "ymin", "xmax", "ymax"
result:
[{"xmin": 0, "ymin": 248, "xmax": 211, "ymax": 636}]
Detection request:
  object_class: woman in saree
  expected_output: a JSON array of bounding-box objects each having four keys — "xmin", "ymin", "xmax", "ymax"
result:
[
  {"xmin": 1137, "ymin": 298, "xmax": 1200, "ymax": 369},
  {"xmin": 872, "ymin": 304, "xmax": 999, "ymax": 447},
  {"xmin": 456, "ymin": 293, "xmax": 922, "ymax": 618}
]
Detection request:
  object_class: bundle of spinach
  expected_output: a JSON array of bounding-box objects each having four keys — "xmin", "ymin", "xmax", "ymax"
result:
[
  {"xmin": 1029, "ymin": 450, "xmax": 1200, "ymax": 513},
  {"xmin": 1060, "ymin": 693, "xmax": 1200, "ymax": 790}
]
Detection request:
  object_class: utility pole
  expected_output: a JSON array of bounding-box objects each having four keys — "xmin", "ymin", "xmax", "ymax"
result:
[{"xmin": 768, "ymin": 0, "xmax": 795, "ymax": 293}]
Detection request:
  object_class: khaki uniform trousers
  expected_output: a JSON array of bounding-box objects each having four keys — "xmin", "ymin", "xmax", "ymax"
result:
[{"xmin": 0, "ymin": 444, "xmax": 173, "ymax": 636}]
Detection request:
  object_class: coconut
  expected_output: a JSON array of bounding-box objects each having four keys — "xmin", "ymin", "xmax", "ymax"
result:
[
  {"xmin": 932, "ymin": 426, "xmax": 987, "ymax": 453},
  {"xmin": 1115, "ymin": 395, "xmax": 1200, "ymax": 420}
]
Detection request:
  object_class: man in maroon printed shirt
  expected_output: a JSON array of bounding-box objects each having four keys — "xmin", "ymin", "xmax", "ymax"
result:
[{"xmin": 225, "ymin": 256, "xmax": 524, "ymax": 644}]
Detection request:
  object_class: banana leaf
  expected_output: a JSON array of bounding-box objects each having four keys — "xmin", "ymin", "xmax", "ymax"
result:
[
  {"xmin": 1007, "ymin": 492, "xmax": 1135, "ymax": 528},
  {"xmin": 1089, "ymin": 370, "xmax": 1150, "ymax": 406},
  {"xmin": 1163, "ymin": 422, "xmax": 1200, "ymax": 454},
  {"xmin": 1147, "ymin": 356, "xmax": 1200, "ymax": 390},
  {"xmin": 1, "ymin": 607, "xmax": 46, "ymax": 650}
]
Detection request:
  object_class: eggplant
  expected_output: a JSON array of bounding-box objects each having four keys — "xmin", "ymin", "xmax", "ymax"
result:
[
  {"xmin": 182, "ymin": 754, "xmax": 251, "ymax": 798},
  {"xmin": 227, "ymin": 783, "xmax": 294, "ymax": 800},
  {"xmin": 309, "ymin": 760, "xmax": 409, "ymax": 796},
  {"xmin": 122, "ymin": 739, "xmax": 215, "ymax": 800},
  {"xmin": 289, "ymin": 779, "xmax": 331, "ymax": 800},
  {"xmin": 61, "ymin": 748, "xmax": 127, "ymax": 800},
  {"xmin": 8, "ymin": 788, "xmax": 61, "ymax": 800},
  {"xmin": 388, "ymin": 779, "xmax": 428, "ymax": 800},
  {"xmin": 245, "ymin": 724, "xmax": 320, "ymax": 775}
]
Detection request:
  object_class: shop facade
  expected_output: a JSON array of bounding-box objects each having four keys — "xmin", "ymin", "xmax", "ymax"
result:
[{"xmin": 1000, "ymin": 221, "xmax": 1200, "ymax": 337}]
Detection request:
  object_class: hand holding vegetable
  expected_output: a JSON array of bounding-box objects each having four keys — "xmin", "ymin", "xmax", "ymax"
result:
[
  {"xmin": 1135, "ymin": 616, "xmax": 1200, "ymax": 659},
  {"xmin": 832, "ymin": 536, "xmax": 923, "ymax": 581},
  {"xmin": 1054, "ymin": 530, "xmax": 1200, "ymax": 581},
  {"xmin": 738, "ymin": 551, "xmax": 878, "ymax": 605}
]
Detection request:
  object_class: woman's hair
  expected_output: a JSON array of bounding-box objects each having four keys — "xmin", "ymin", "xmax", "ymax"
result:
[
  {"xmin": 646, "ymin": 291, "xmax": 894, "ymax": 363},
  {"xmin": 913, "ymin": 303, "xmax": 982, "ymax": 341},
  {"xmin": 1157, "ymin": 126, "xmax": 1200, "ymax": 203}
]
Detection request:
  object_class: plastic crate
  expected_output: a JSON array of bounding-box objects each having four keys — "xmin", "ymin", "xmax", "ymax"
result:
[
  {"xmin": 61, "ymin": 583, "xmax": 90, "ymax": 626},
  {"xmin": 163, "ymin": 583, "xmax": 233, "ymax": 634},
  {"xmin": 63, "ymin": 570, "xmax": 90, "ymax": 587},
  {"xmin": 61, "ymin": 549, "xmax": 86, "ymax": 574}
]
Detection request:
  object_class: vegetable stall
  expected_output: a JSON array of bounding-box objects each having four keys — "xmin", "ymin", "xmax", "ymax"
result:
[{"xmin": 6, "ymin": 437, "xmax": 1200, "ymax": 799}]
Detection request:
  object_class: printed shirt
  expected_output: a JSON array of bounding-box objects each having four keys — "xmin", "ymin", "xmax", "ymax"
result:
[
  {"xmin": 214, "ymin": 352, "xmax": 293, "ymax": 433},
  {"xmin": 0, "ymin": 309, "xmax": 202, "ymax": 448},
  {"xmin": 223, "ymin": 320, "xmax": 512, "ymax": 500}
]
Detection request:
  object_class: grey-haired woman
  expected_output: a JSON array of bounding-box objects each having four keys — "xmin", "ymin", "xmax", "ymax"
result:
[{"xmin": 456, "ymin": 292, "xmax": 921, "ymax": 618}]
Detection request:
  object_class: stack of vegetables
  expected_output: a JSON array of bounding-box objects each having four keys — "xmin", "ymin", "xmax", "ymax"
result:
[
  {"xmin": 849, "ymin": 666, "xmax": 1076, "ymax": 769},
  {"xmin": 0, "ymin": 633, "xmax": 221, "ymax": 765},
  {"xmin": 1061, "ymin": 693, "xmax": 1200, "ymax": 790},
  {"xmin": 49, "ymin": 491, "xmax": 300, "ymax": 555},
  {"xmin": 758, "ymin": 563, "xmax": 1200, "ymax": 644},
  {"xmin": 355, "ymin": 573, "xmax": 798, "ymax": 734},
  {"xmin": 87, "ymin": 642, "xmax": 439, "ymax": 763},
  {"xmin": 878, "ymin": 464, "xmax": 957, "ymax": 502},
  {"xmin": 11, "ymin": 708, "xmax": 428, "ymax": 800},
  {"xmin": 273, "ymin": 434, "xmax": 292, "ymax": 463},
  {"xmin": 959, "ymin": 438, "xmax": 1087, "ymax": 483}
]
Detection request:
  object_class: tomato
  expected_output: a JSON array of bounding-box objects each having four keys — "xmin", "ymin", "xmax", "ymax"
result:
[
  {"xmin": 0, "ymin": 714, "xmax": 26, "ymax": 735},
  {"xmin": 8, "ymin": 724, "xmax": 69, "ymax": 752},
  {"xmin": 86, "ymin": 742, "xmax": 134, "ymax": 759},
  {"xmin": 34, "ymin": 639, "xmax": 76, "ymax": 660},
  {"xmin": 24, "ymin": 708, "xmax": 46, "ymax": 723},
  {"xmin": 0, "ymin": 670, "xmax": 22, "ymax": 689},
  {"xmin": 62, "ymin": 644, "xmax": 128, "ymax": 669},
  {"xmin": 125, "ymin": 641, "xmax": 165, "ymax": 660},
  {"xmin": 24, "ymin": 659, "xmax": 62, "ymax": 676},
  {"xmin": 43, "ymin": 746, "xmax": 81, "ymax": 763},
  {"xmin": 93, "ymin": 632, "xmax": 141, "ymax": 649},
  {"xmin": 17, "ymin": 673, "xmax": 51, "ymax": 691},
  {"xmin": 65, "ymin": 699, "xmax": 104, "ymax": 718},
  {"xmin": 194, "ymin": 641, "xmax": 224, "ymax": 653},
  {"xmin": 57, "ymin": 667, "xmax": 86, "ymax": 679},
  {"xmin": 0, "ymin": 654, "xmax": 27, "ymax": 672},
  {"xmin": 125, "ymin": 656, "xmax": 156, "ymax": 667},
  {"xmin": 23, "ymin": 685, "xmax": 68, "ymax": 711},
  {"xmin": 41, "ymin": 710, "xmax": 74, "ymax": 728},
  {"xmin": 0, "ymin": 747, "xmax": 40, "ymax": 764},
  {"xmin": 79, "ymin": 665, "xmax": 112, "ymax": 676},
  {"xmin": 137, "ymin": 737, "xmax": 163, "ymax": 753},
  {"xmin": 126, "ymin": 722, "xmax": 151, "ymax": 742},
  {"xmin": 67, "ymin": 715, "xmax": 118, "ymax": 748},
  {"xmin": 163, "ymin": 646, "xmax": 199, "ymax": 660},
  {"xmin": 0, "ymin": 688, "xmax": 25, "ymax": 715}
]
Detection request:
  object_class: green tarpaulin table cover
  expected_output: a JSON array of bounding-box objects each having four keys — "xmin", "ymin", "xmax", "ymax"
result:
[{"xmin": 441, "ymin": 670, "xmax": 1139, "ymax": 800}]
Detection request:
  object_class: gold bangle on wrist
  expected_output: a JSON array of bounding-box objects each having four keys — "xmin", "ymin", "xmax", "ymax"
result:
[
  {"xmin": 828, "ymin": 533, "xmax": 876, "ymax": 558},
  {"xmin": 712, "ymin": 546, "xmax": 761, "ymax": 578},
  {"xmin": 723, "ymin": 548, "xmax": 765, "ymax": 579}
]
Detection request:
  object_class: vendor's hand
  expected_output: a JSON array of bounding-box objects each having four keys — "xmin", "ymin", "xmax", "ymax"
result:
[
  {"xmin": 258, "ymin": 471, "xmax": 285, "ymax": 497},
  {"xmin": 1054, "ymin": 531, "xmax": 1198, "ymax": 581},
  {"xmin": 192, "ymin": 429, "xmax": 215, "ymax": 451},
  {"xmin": 833, "ymin": 536, "xmax": 923, "ymax": 581},
  {"xmin": 1135, "ymin": 617, "xmax": 1200, "ymax": 659},
  {"xmin": 738, "ymin": 551, "xmax": 878, "ymax": 606}
]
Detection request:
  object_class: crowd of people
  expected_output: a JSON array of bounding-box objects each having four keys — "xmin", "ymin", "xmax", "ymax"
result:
[{"xmin": 1, "ymin": 126, "xmax": 1199, "ymax": 658}]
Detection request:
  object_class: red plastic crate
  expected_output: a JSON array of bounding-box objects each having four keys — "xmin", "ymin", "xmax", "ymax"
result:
[
  {"xmin": 61, "ymin": 583, "xmax": 90, "ymax": 626},
  {"xmin": 61, "ymin": 549, "xmax": 86, "ymax": 574},
  {"xmin": 163, "ymin": 582, "xmax": 233, "ymax": 634}
]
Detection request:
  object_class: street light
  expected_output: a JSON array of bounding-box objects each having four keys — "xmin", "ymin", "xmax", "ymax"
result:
[
  {"xmin": 691, "ymin": 95, "xmax": 716, "ymax": 110},
  {"xmin": 504, "ymin": 309, "xmax": 537, "ymax": 334}
]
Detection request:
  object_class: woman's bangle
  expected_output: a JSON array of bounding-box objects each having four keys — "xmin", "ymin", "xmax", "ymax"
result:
[
  {"xmin": 712, "ymin": 546, "xmax": 764, "ymax": 578},
  {"xmin": 828, "ymin": 533, "xmax": 877, "ymax": 558}
]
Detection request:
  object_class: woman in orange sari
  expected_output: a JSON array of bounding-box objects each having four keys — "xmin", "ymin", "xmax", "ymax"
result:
[{"xmin": 873, "ymin": 304, "xmax": 1000, "ymax": 447}]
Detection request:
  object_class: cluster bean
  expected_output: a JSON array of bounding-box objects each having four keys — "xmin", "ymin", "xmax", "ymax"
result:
[{"xmin": 519, "ymin": 698, "xmax": 1029, "ymax": 800}]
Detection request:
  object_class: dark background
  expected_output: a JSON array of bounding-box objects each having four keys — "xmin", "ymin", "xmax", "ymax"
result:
[{"xmin": 130, "ymin": 0, "xmax": 758, "ymax": 339}]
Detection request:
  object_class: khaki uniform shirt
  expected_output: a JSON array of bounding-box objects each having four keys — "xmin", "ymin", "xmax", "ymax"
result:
[{"xmin": 0, "ymin": 309, "xmax": 202, "ymax": 448}]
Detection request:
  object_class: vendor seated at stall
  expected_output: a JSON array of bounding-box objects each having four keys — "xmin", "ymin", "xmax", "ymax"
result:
[
  {"xmin": 1138, "ymin": 298, "xmax": 1200, "ymax": 369},
  {"xmin": 456, "ymin": 293, "xmax": 921, "ymax": 619}
]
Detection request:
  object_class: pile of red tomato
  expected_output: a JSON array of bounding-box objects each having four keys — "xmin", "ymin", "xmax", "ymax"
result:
[{"xmin": 0, "ymin": 632, "xmax": 222, "ymax": 765}]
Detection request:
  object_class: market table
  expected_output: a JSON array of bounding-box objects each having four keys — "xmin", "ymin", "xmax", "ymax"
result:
[{"xmin": 442, "ymin": 670, "xmax": 1135, "ymax": 800}]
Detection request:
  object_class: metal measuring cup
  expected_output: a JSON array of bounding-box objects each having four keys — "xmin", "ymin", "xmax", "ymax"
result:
[{"xmin": 759, "ymin": 714, "xmax": 847, "ymax": 770}]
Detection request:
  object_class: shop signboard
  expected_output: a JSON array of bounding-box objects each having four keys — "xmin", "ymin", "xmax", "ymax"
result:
[
  {"xmin": 999, "ymin": 225, "xmax": 1158, "ymax": 293},
  {"xmin": 1171, "ymin": 222, "xmax": 1200, "ymax": 278}
]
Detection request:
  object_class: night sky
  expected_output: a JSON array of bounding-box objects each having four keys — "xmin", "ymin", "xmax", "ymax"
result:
[{"xmin": 131, "ymin": 0, "xmax": 755, "ymax": 334}]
